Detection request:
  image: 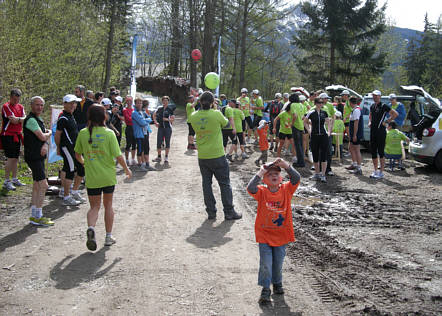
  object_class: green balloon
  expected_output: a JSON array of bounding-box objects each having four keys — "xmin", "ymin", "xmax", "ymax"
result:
[{"xmin": 204, "ymin": 72, "xmax": 220, "ymax": 90}]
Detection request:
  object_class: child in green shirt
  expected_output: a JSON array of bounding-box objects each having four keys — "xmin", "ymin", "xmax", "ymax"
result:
[
  {"xmin": 332, "ymin": 111, "xmax": 345, "ymax": 158},
  {"xmin": 385, "ymin": 122, "xmax": 409, "ymax": 170}
]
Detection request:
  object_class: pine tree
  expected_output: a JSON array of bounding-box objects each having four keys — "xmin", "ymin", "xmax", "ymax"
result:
[{"xmin": 293, "ymin": 0, "xmax": 387, "ymax": 89}]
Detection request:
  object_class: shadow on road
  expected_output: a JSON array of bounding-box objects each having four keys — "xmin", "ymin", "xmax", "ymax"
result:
[
  {"xmin": 186, "ymin": 219, "xmax": 234, "ymax": 249},
  {"xmin": 50, "ymin": 247, "xmax": 121, "ymax": 290},
  {"xmin": 259, "ymin": 294, "xmax": 303, "ymax": 316}
]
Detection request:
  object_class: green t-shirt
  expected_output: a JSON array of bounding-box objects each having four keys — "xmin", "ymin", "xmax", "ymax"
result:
[
  {"xmin": 277, "ymin": 111, "xmax": 293, "ymax": 135},
  {"xmin": 385, "ymin": 129, "xmax": 408, "ymax": 155},
  {"xmin": 25, "ymin": 116, "xmax": 43, "ymax": 132},
  {"xmin": 343, "ymin": 101, "xmax": 352, "ymax": 123},
  {"xmin": 303, "ymin": 101, "xmax": 311, "ymax": 113},
  {"xmin": 324, "ymin": 102, "xmax": 336, "ymax": 117},
  {"xmin": 252, "ymin": 97, "xmax": 264, "ymax": 117},
  {"xmin": 74, "ymin": 127, "xmax": 122, "ymax": 189},
  {"xmin": 237, "ymin": 96, "xmax": 250, "ymax": 117},
  {"xmin": 290, "ymin": 102, "xmax": 305, "ymax": 131},
  {"xmin": 332, "ymin": 119, "xmax": 345, "ymax": 145},
  {"xmin": 223, "ymin": 106, "xmax": 234, "ymax": 130},
  {"xmin": 232, "ymin": 108, "xmax": 245, "ymax": 133},
  {"xmin": 186, "ymin": 103, "xmax": 195, "ymax": 123},
  {"xmin": 188, "ymin": 109, "xmax": 228, "ymax": 159}
]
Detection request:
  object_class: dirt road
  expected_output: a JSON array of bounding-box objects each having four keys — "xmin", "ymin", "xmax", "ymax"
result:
[{"xmin": 0, "ymin": 110, "xmax": 441, "ymax": 315}]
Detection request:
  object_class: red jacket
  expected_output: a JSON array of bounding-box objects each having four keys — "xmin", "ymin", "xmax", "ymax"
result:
[{"xmin": 1, "ymin": 102, "xmax": 25, "ymax": 143}]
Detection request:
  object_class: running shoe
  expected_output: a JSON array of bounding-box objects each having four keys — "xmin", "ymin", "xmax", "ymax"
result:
[
  {"xmin": 63, "ymin": 196, "xmax": 81, "ymax": 206},
  {"xmin": 320, "ymin": 175, "xmax": 327, "ymax": 183},
  {"xmin": 258, "ymin": 287, "xmax": 271, "ymax": 304},
  {"xmin": 310, "ymin": 173, "xmax": 321, "ymax": 180},
  {"xmin": 234, "ymin": 154, "xmax": 239, "ymax": 160},
  {"xmin": 152, "ymin": 156, "xmax": 161, "ymax": 163},
  {"xmin": 351, "ymin": 168, "xmax": 363, "ymax": 175},
  {"xmin": 226, "ymin": 154, "xmax": 234, "ymax": 162},
  {"xmin": 273, "ymin": 283, "xmax": 284, "ymax": 295},
  {"xmin": 72, "ymin": 192, "xmax": 86, "ymax": 203},
  {"xmin": 291, "ymin": 157, "xmax": 298, "ymax": 164},
  {"xmin": 164, "ymin": 156, "xmax": 169, "ymax": 163},
  {"xmin": 30, "ymin": 216, "xmax": 54, "ymax": 226},
  {"xmin": 3, "ymin": 181, "xmax": 16, "ymax": 191},
  {"xmin": 370, "ymin": 171, "xmax": 379, "ymax": 178},
  {"xmin": 377, "ymin": 172, "xmax": 384, "ymax": 179},
  {"xmin": 345, "ymin": 164, "xmax": 356, "ymax": 170},
  {"xmin": 137, "ymin": 165, "xmax": 148, "ymax": 172},
  {"xmin": 241, "ymin": 152, "xmax": 249, "ymax": 159},
  {"xmin": 86, "ymin": 228, "xmax": 97, "ymax": 251},
  {"xmin": 11, "ymin": 178, "xmax": 25, "ymax": 187},
  {"xmin": 326, "ymin": 170, "xmax": 334, "ymax": 176},
  {"xmin": 104, "ymin": 235, "xmax": 116, "ymax": 246}
]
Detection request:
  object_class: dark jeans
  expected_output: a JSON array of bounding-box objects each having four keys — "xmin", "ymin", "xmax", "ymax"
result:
[
  {"xmin": 292, "ymin": 128, "xmax": 305, "ymax": 166},
  {"xmin": 198, "ymin": 156, "xmax": 235, "ymax": 216}
]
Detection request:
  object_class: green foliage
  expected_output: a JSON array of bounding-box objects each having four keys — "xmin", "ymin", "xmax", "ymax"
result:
[{"xmin": 0, "ymin": 0, "xmax": 131, "ymax": 106}]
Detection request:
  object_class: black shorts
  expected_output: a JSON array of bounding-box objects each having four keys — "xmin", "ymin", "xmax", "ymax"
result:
[
  {"xmin": 1, "ymin": 135, "xmax": 21, "ymax": 158},
  {"xmin": 26, "ymin": 159, "xmax": 46, "ymax": 182},
  {"xmin": 87, "ymin": 185, "xmax": 115, "ymax": 196},
  {"xmin": 232, "ymin": 132, "xmax": 245, "ymax": 145},
  {"xmin": 60, "ymin": 146, "xmax": 85, "ymax": 180},
  {"xmin": 222, "ymin": 129, "xmax": 236, "ymax": 147},
  {"xmin": 157, "ymin": 127, "xmax": 172, "ymax": 149},
  {"xmin": 279, "ymin": 132, "xmax": 292, "ymax": 140},
  {"xmin": 136, "ymin": 136, "xmax": 150, "ymax": 156},
  {"xmin": 370, "ymin": 130, "xmax": 386, "ymax": 159},
  {"xmin": 187, "ymin": 123, "xmax": 195, "ymax": 137},
  {"xmin": 245, "ymin": 116, "xmax": 253, "ymax": 130},
  {"xmin": 253, "ymin": 115, "xmax": 262, "ymax": 128},
  {"xmin": 350, "ymin": 139, "xmax": 361, "ymax": 145},
  {"xmin": 344, "ymin": 122, "xmax": 350, "ymax": 127}
]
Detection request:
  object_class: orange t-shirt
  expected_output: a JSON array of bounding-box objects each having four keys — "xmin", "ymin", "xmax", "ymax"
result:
[
  {"xmin": 248, "ymin": 181, "xmax": 299, "ymax": 246},
  {"xmin": 257, "ymin": 125, "xmax": 269, "ymax": 151}
]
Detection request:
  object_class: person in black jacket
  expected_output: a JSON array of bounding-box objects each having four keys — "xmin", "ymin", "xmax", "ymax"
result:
[
  {"xmin": 23, "ymin": 96, "xmax": 53, "ymax": 226},
  {"xmin": 73, "ymin": 85, "xmax": 94, "ymax": 131},
  {"xmin": 268, "ymin": 93, "xmax": 283, "ymax": 151}
]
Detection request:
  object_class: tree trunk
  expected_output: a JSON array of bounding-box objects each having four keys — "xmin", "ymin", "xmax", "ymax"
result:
[
  {"xmin": 188, "ymin": 0, "xmax": 197, "ymax": 87},
  {"xmin": 201, "ymin": 0, "xmax": 216, "ymax": 87},
  {"xmin": 239, "ymin": 0, "xmax": 249, "ymax": 89},
  {"xmin": 329, "ymin": 41, "xmax": 335, "ymax": 85},
  {"xmin": 102, "ymin": 1, "xmax": 117, "ymax": 93},
  {"xmin": 169, "ymin": 0, "xmax": 180, "ymax": 76}
]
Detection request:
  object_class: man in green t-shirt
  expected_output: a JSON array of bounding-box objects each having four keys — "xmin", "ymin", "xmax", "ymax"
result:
[
  {"xmin": 186, "ymin": 95, "xmax": 197, "ymax": 150},
  {"xmin": 225, "ymin": 102, "xmax": 248, "ymax": 161},
  {"xmin": 289, "ymin": 94, "xmax": 306, "ymax": 167},
  {"xmin": 250, "ymin": 89, "xmax": 265, "ymax": 144},
  {"xmin": 237, "ymin": 88, "xmax": 253, "ymax": 143},
  {"xmin": 189, "ymin": 91, "xmax": 242, "ymax": 221},
  {"xmin": 221, "ymin": 100, "xmax": 237, "ymax": 152}
]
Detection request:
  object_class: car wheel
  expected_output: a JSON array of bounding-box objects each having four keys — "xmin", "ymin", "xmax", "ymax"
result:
[{"xmin": 435, "ymin": 150, "xmax": 442, "ymax": 173}]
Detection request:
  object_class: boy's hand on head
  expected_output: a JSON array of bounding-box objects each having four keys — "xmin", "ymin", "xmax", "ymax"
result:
[
  {"xmin": 257, "ymin": 165, "xmax": 267, "ymax": 178},
  {"xmin": 274, "ymin": 158, "xmax": 290, "ymax": 169}
]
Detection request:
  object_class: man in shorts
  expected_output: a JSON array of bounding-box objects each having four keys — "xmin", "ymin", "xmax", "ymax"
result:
[
  {"xmin": 221, "ymin": 99, "xmax": 237, "ymax": 152},
  {"xmin": 23, "ymin": 96, "xmax": 54, "ymax": 226},
  {"xmin": 186, "ymin": 95, "xmax": 197, "ymax": 150},
  {"xmin": 55, "ymin": 95, "xmax": 86, "ymax": 206},
  {"xmin": 1, "ymin": 88, "xmax": 26, "ymax": 191},
  {"xmin": 368, "ymin": 90, "xmax": 398, "ymax": 179},
  {"xmin": 346, "ymin": 97, "xmax": 364, "ymax": 175},
  {"xmin": 268, "ymin": 93, "xmax": 283, "ymax": 151},
  {"xmin": 251, "ymin": 89, "xmax": 265, "ymax": 144}
]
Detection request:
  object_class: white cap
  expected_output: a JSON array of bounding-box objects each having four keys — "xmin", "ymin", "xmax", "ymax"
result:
[
  {"xmin": 252, "ymin": 89, "xmax": 259, "ymax": 95},
  {"xmin": 198, "ymin": 88, "xmax": 204, "ymax": 95},
  {"xmin": 319, "ymin": 92, "xmax": 329, "ymax": 99},
  {"xmin": 335, "ymin": 111, "xmax": 342, "ymax": 118},
  {"xmin": 275, "ymin": 93, "xmax": 282, "ymax": 98},
  {"xmin": 283, "ymin": 93, "xmax": 289, "ymax": 98},
  {"xmin": 102, "ymin": 98, "xmax": 112, "ymax": 105},
  {"xmin": 63, "ymin": 94, "xmax": 81, "ymax": 103},
  {"xmin": 116, "ymin": 96, "xmax": 123, "ymax": 102},
  {"xmin": 372, "ymin": 90, "xmax": 381, "ymax": 96},
  {"xmin": 241, "ymin": 88, "xmax": 248, "ymax": 93},
  {"xmin": 389, "ymin": 93, "xmax": 397, "ymax": 99},
  {"xmin": 341, "ymin": 90, "xmax": 350, "ymax": 95},
  {"xmin": 299, "ymin": 95, "xmax": 306, "ymax": 102},
  {"xmin": 258, "ymin": 120, "xmax": 267, "ymax": 128}
]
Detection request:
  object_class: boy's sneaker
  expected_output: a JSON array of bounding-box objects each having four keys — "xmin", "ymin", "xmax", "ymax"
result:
[
  {"xmin": 152, "ymin": 157, "xmax": 161, "ymax": 163},
  {"xmin": 320, "ymin": 175, "xmax": 327, "ymax": 183},
  {"xmin": 273, "ymin": 283, "xmax": 284, "ymax": 295},
  {"xmin": 72, "ymin": 192, "xmax": 86, "ymax": 203},
  {"xmin": 104, "ymin": 235, "xmax": 116, "ymax": 246},
  {"xmin": 86, "ymin": 228, "xmax": 97, "ymax": 251},
  {"xmin": 377, "ymin": 172, "xmax": 384, "ymax": 179},
  {"xmin": 326, "ymin": 170, "xmax": 334, "ymax": 176},
  {"xmin": 3, "ymin": 181, "xmax": 16, "ymax": 191},
  {"xmin": 259, "ymin": 287, "xmax": 272, "ymax": 304},
  {"xmin": 30, "ymin": 216, "xmax": 54, "ymax": 227},
  {"xmin": 370, "ymin": 171, "xmax": 379, "ymax": 178},
  {"xmin": 310, "ymin": 174, "xmax": 321, "ymax": 181},
  {"xmin": 241, "ymin": 152, "xmax": 249, "ymax": 159},
  {"xmin": 226, "ymin": 154, "xmax": 234, "ymax": 162},
  {"xmin": 11, "ymin": 178, "xmax": 25, "ymax": 187},
  {"xmin": 63, "ymin": 196, "xmax": 81, "ymax": 206}
]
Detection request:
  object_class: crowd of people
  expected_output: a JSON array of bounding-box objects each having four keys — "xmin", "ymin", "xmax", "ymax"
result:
[{"xmin": 1, "ymin": 84, "xmax": 412, "ymax": 304}]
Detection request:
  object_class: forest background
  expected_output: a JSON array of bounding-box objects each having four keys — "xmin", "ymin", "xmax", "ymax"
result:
[{"xmin": 0, "ymin": 0, "xmax": 440, "ymax": 108}]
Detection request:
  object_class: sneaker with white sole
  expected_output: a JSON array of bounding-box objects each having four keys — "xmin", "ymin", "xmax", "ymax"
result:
[
  {"xmin": 377, "ymin": 172, "xmax": 384, "ymax": 179},
  {"xmin": 11, "ymin": 178, "xmax": 25, "ymax": 187},
  {"xmin": 370, "ymin": 171, "xmax": 379, "ymax": 178},
  {"xmin": 234, "ymin": 154, "xmax": 239, "ymax": 160},
  {"xmin": 320, "ymin": 175, "xmax": 327, "ymax": 183},
  {"xmin": 72, "ymin": 192, "xmax": 86, "ymax": 203},
  {"xmin": 86, "ymin": 228, "xmax": 97, "ymax": 251},
  {"xmin": 310, "ymin": 173, "xmax": 321, "ymax": 180},
  {"xmin": 241, "ymin": 153, "xmax": 249, "ymax": 159},
  {"xmin": 29, "ymin": 216, "xmax": 54, "ymax": 226},
  {"xmin": 104, "ymin": 235, "xmax": 116, "ymax": 246},
  {"xmin": 3, "ymin": 181, "xmax": 16, "ymax": 191},
  {"xmin": 164, "ymin": 157, "xmax": 169, "ymax": 163},
  {"xmin": 63, "ymin": 196, "xmax": 81, "ymax": 206},
  {"xmin": 152, "ymin": 156, "xmax": 161, "ymax": 163}
]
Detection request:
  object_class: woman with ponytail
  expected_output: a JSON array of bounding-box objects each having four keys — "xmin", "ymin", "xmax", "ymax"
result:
[
  {"xmin": 188, "ymin": 91, "xmax": 242, "ymax": 221},
  {"xmin": 75, "ymin": 104, "xmax": 132, "ymax": 251}
]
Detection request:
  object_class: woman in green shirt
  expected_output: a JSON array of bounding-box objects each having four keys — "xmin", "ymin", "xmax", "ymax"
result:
[{"xmin": 75, "ymin": 104, "xmax": 132, "ymax": 251}]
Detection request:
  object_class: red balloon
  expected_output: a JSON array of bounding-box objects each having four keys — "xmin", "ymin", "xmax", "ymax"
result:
[{"xmin": 191, "ymin": 49, "xmax": 201, "ymax": 61}]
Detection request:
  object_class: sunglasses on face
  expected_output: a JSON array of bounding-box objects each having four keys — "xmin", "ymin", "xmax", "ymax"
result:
[{"xmin": 316, "ymin": 102, "xmax": 324, "ymax": 104}]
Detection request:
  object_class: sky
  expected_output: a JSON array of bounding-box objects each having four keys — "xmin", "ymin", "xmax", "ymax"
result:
[{"xmin": 380, "ymin": 0, "xmax": 441, "ymax": 30}]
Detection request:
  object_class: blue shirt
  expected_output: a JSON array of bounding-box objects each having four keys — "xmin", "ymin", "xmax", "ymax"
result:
[{"xmin": 387, "ymin": 102, "xmax": 406, "ymax": 127}]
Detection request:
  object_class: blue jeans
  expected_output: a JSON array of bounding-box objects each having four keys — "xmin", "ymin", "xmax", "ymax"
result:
[
  {"xmin": 292, "ymin": 128, "xmax": 305, "ymax": 166},
  {"xmin": 258, "ymin": 243, "xmax": 286, "ymax": 288},
  {"xmin": 385, "ymin": 153, "xmax": 402, "ymax": 169},
  {"xmin": 198, "ymin": 156, "xmax": 235, "ymax": 216}
]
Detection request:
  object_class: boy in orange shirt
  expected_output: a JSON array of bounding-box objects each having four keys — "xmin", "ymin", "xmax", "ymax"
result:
[
  {"xmin": 255, "ymin": 120, "xmax": 269, "ymax": 166},
  {"xmin": 247, "ymin": 158, "xmax": 301, "ymax": 303}
]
